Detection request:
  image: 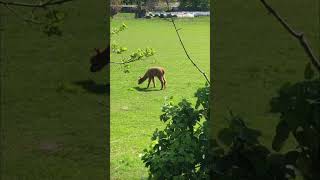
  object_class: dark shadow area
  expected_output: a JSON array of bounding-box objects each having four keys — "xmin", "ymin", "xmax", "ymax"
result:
[
  {"xmin": 73, "ymin": 80, "xmax": 109, "ymax": 95},
  {"xmin": 133, "ymin": 86, "xmax": 162, "ymax": 92}
]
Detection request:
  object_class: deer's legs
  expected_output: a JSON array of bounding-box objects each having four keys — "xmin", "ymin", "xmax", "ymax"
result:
[
  {"xmin": 161, "ymin": 79, "xmax": 164, "ymax": 90},
  {"xmin": 159, "ymin": 76, "xmax": 166, "ymax": 90},
  {"xmin": 158, "ymin": 76, "xmax": 163, "ymax": 90},
  {"xmin": 163, "ymin": 76, "xmax": 166, "ymax": 89},
  {"xmin": 147, "ymin": 78, "xmax": 151, "ymax": 88},
  {"xmin": 152, "ymin": 77, "xmax": 156, "ymax": 88}
]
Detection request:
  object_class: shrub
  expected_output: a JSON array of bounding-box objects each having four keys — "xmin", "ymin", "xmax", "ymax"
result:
[
  {"xmin": 142, "ymin": 74, "xmax": 320, "ymax": 179},
  {"xmin": 141, "ymin": 84, "xmax": 211, "ymax": 179}
]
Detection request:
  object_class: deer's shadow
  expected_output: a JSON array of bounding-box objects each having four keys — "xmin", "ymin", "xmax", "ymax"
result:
[
  {"xmin": 133, "ymin": 86, "xmax": 162, "ymax": 92},
  {"xmin": 73, "ymin": 80, "xmax": 109, "ymax": 95}
]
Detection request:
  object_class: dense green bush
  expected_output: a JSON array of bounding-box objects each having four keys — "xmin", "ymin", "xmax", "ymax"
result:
[
  {"xmin": 270, "ymin": 74, "xmax": 320, "ymax": 179},
  {"xmin": 213, "ymin": 73, "xmax": 319, "ymax": 180},
  {"xmin": 142, "ymin": 69, "xmax": 319, "ymax": 179},
  {"xmin": 141, "ymin": 84, "xmax": 211, "ymax": 179}
]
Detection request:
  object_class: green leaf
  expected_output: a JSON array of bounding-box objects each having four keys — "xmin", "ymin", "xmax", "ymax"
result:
[
  {"xmin": 217, "ymin": 128, "xmax": 235, "ymax": 146},
  {"xmin": 272, "ymin": 120, "xmax": 290, "ymax": 151}
]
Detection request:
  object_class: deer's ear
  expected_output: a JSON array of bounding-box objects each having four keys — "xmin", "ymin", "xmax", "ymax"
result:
[{"xmin": 94, "ymin": 48, "xmax": 100, "ymax": 54}]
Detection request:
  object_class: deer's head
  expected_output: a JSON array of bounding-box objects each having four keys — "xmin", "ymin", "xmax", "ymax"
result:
[
  {"xmin": 138, "ymin": 76, "xmax": 144, "ymax": 84},
  {"xmin": 90, "ymin": 47, "xmax": 110, "ymax": 72}
]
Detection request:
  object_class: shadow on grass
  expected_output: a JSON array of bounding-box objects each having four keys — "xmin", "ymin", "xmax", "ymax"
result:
[
  {"xmin": 73, "ymin": 80, "xmax": 109, "ymax": 95},
  {"xmin": 133, "ymin": 86, "xmax": 162, "ymax": 92}
]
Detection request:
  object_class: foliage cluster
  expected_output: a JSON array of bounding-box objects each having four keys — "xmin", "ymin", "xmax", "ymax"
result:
[
  {"xmin": 2, "ymin": 1, "xmax": 70, "ymax": 36},
  {"xmin": 141, "ymin": 84, "xmax": 211, "ymax": 179},
  {"xmin": 142, "ymin": 64, "xmax": 319, "ymax": 179}
]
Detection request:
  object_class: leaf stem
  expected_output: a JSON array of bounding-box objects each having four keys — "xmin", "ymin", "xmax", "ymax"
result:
[{"xmin": 164, "ymin": 0, "xmax": 210, "ymax": 84}]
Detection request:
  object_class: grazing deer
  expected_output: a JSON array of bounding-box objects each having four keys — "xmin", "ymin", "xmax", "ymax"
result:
[
  {"xmin": 90, "ymin": 47, "xmax": 110, "ymax": 72},
  {"xmin": 138, "ymin": 67, "xmax": 167, "ymax": 90}
]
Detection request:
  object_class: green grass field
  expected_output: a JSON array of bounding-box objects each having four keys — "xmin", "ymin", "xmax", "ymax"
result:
[
  {"xmin": 1, "ymin": 1, "xmax": 108, "ymax": 179},
  {"xmin": 110, "ymin": 14, "xmax": 210, "ymax": 179},
  {"xmin": 1, "ymin": 0, "xmax": 318, "ymax": 179}
]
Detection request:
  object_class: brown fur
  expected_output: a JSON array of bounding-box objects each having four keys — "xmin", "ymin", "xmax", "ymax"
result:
[{"xmin": 138, "ymin": 67, "xmax": 167, "ymax": 90}]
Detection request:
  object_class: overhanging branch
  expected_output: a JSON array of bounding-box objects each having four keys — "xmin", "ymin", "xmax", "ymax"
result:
[
  {"xmin": 0, "ymin": 0, "xmax": 73, "ymax": 8},
  {"xmin": 1, "ymin": 0, "xmax": 73, "ymax": 26},
  {"xmin": 165, "ymin": 0, "xmax": 210, "ymax": 84},
  {"xmin": 260, "ymin": 0, "xmax": 320, "ymax": 73},
  {"xmin": 110, "ymin": 60, "xmax": 140, "ymax": 65},
  {"xmin": 3, "ymin": 3, "xmax": 43, "ymax": 24}
]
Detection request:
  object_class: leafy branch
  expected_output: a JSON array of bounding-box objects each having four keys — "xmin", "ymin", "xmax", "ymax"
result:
[
  {"xmin": 110, "ymin": 48, "xmax": 155, "ymax": 65},
  {"xmin": 110, "ymin": 23, "xmax": 156, "ymax": 72},
  {"xmin": 165, "ymin": 0, "xmax": 210, "ymax": 84},
  {"xmin": 3, "ymin": 3, "xmax": 43, "ymax": 24},
  {"xmin": 1, "ymin": 0, "xmax": 72, "ymax": 36},
  {"xmin": 259, "ymin": 0, "xmax": 320, "ymax": 73},
  {"xmin": 111, "ymin": 22, "xmax": 127, "ymax": 35}
]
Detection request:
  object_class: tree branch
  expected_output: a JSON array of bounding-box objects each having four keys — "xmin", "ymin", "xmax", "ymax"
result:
[
  {"xmin": 110, "ymin": 60, "xmax": 139, "ymax": 65},
  {"xmin": 165, "ymin": 0, "xmax": 210, "ymax": 84},
  {"xmin": 3, "ymin": 3, "xmax": 43, "ymax": 24},
  {"xmin": 0, "ymin": 0, "xmax": 73, "ymax": 8},
  {"xmin": 1, "ymin": 0, "xmax": 73, "ymax": 25},
  {"xmin": 259, "ymin": 0, "xmax": 320, "ymax": 73}
]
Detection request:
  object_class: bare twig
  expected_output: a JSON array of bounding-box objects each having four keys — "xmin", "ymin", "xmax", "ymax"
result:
[
  {"xmin": 110, "ymin": 60, "xmax": 139, "ymax": 65},
  {"xmin": 260, "ymin": 0, "xmax": 320, "ymax": 73},
  {"xmin": 164, "ymin": 0, "xmax": 210, "ymax": 84},
  {"xmin": 0, "ymin": 0, "xmax": 73, "ymax": 8}
]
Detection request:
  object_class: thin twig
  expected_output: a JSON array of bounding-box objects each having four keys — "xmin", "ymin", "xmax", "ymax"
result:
[
  {"xmin": 0, "ymin": 0, "xmax": 73, "ymax": 8},
  {"xmin": 164, "ymin": 0, "xmax": 210, "ymax": 84},
  {"xmin": 110, "ymin": 57, "xmax": 147, "ymax": 65},
  {"xmin": 110, "ymin": 60, "xmax": 136, "ymax": 65},
  {"xmin": 260, "ymin": 0, "xmax": 320, "ymax": 73}
]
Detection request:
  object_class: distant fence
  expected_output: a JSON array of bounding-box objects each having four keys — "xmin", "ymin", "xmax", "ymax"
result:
[
  {"xmin": 120, "ymin": 5, "xmax": 138, "ymax": 13},
  {"xmin": 146, "ymin": 11, "xmax": 210, "ymax": 18},
  {"xmin": 112, "ymin": 4, "xmax": 210, "ymax": 18},
  {"xmin": 114, "ymin": 4, "xmax": 180, "ymax": 13}
]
